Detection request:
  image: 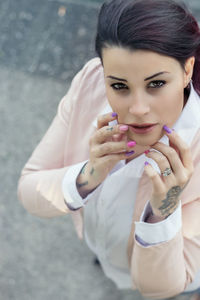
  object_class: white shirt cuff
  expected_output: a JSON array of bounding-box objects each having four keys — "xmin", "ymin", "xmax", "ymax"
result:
[
  {"xmin": 134, "ymin": 200, "xmax": 182, "ymax": 245},
  {"xmin": 62, "ymin": 160, "xmax": 89, "ymax": 210}
]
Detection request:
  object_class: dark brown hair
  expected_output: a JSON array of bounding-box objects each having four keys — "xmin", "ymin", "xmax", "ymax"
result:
[{"xmin": 95, "ymin": 0, "xmax": 200, "ymax": 95}]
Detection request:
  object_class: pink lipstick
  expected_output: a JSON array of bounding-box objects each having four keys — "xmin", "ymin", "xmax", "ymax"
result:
[{"xmin": 129, "ymin": 123, "xmax": 158, "ymax": 134}]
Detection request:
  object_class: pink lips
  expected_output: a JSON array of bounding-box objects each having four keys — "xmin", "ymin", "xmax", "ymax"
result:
[
  {"xmin": 129, "ymin": 123, "xmax": 157, "ymax": 134},
  {"xmin": 130, "ymin": 123, "xmax": 157, "ymax": 127}
]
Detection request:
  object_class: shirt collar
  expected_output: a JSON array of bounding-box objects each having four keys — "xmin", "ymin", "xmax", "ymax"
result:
[{"xmin": 171, "ymin": 83, "xmax": 200, "ymax": 145}]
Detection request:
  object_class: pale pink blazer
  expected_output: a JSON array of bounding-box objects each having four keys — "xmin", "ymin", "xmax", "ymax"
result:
[{"xmin": 18, "ymin": 58, "xmax": 200, "ymax": 299}]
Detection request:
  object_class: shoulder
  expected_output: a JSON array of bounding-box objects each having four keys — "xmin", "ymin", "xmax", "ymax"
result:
[
  {"xmin": 81, "ymin": 57, "xmax": 102, "ymax": 72},
  {"xmin": 67, "ymin": 57, "xmax": 106, "ymax": 104},
  {"xmin": 73, "ymin": 57, "xmax": 104, "ymax": 85},
  {"xmin": 58, "ymin": 58, "xmax": 107, "ymax": 124},
  {"xmin": 60, "ymin": 57, "xmax": 105, "ymax": 102},
  {"xmin": 65, "ymin": 57, "xmax": 105, "ymax": 102}
]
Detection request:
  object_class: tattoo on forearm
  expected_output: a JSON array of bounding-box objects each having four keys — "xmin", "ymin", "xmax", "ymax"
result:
[
  {"xmin": 106, "ymin": 127, "xmax": 114, "ymax": 131},
  {"xmin": 80, "ymin": 162, "xmax": 88, "ymax": 175},
  {"xmin": 77, "ymin": 181, "xmax": 89, "ymax": 188},
  {"xmin": 158, "ymin": 186, "xmax": 182, "ymax": 216},
  {"xmin": 90, "ymin": 167, "xmax": 94, "ymax": 175}
]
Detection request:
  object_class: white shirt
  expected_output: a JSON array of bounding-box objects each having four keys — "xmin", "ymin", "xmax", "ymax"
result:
[{"xmin": 62, "ymin": 83, "xmax": 200, "ymax": 291}]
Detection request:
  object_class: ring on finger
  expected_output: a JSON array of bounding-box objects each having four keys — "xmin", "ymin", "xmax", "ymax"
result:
[
  {"xmin": 145, "ymin": 150, "xmax": 173, "ymax": 177},
  {"xmin": 161, "ymin": 167, "xmax": 172, "ymax": 177}
]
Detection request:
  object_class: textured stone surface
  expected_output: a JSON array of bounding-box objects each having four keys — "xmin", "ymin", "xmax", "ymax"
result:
[
  {"xmin": 1, "ymin": 0, "xmax": 200, "ymax": 299},
  {"xmin": 2, "ymin": 0, "xmax": 100, "ymax": 82}
]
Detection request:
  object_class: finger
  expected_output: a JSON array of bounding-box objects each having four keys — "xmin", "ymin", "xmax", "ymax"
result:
[
  {"xmin": 149, "ymin": 143, "xmax": 183, "ymax": 178},
  {"xmin": 92, "ymin": 140, "xmax": 136, "ymax": 158},
  {"xmin": 169, "ymin": 140, "xmax": 180, "ymax": 156},
  {"xmin": 92, "ymin": 124, "xmax": 129, "ymax": 145},
  {"xmin": 98, "ymin": 150, "xmax": 136, "ymax": 166},
  {"xmin": 144, "ymin": 162, "xmax": 166, "ymax": 196},
  {"xmin": 112, "ymin": 133, "xmax": 124, "ymax": 142},
  {"xmin": 146, "ymin": 151, "xmax": 176, "ymax": 186},
  {"xmin": 97, "ymin": 112, "xmax": 118, "ymax": 129},
  {"xmin": 162, "ymin": 125, "xmax": 194, "ymax": 173}
]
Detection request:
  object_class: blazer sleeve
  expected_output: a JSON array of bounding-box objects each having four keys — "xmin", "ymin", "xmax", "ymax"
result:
[
  {"xmin": 17, "ymin": 58, "xmax": 100, "ymax": 218},
  {"xmin": 130, "ymin": 158, "xmax": 200, "ymax": 299}
]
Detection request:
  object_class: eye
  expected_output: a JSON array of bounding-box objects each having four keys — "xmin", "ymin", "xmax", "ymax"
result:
[
  {"xmin": 148, "ymin": 80, "xmax": 166, "ymax": 88},
  {"xmin": 110, "ymin": 83, "xmax": 129, "ymax": 91}
]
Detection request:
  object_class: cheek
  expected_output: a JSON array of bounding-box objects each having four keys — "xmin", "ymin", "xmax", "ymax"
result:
[
  {"xmin": 107, "ymin": 92, "xmax": 127, "ymax": 117},
  {"xmin": 157, "ymin": 88, "xmax": 184, "ymax": 126},
  {"xmin": 106, "ymin": 89, "xmax": 116, "ymax": 109}
]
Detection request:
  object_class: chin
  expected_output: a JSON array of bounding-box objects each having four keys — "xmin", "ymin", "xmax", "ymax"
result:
[{"xmin": 128, "ymin": 130, "xmax": 163, "ymax": 146}]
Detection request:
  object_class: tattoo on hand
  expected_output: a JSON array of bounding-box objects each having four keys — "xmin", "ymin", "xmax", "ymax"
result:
[
  {"xmin": 106, "ymin": 127, "xmax": 114, "ymax": 131},
  {"xmin": 158, "ymin": 186, "xmax": 182, "ymax": 216}
]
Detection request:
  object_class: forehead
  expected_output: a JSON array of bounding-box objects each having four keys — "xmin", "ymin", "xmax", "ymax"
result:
[{"xmin": 102, "ymin": 47, "xmax": 182, "ymax": 77}]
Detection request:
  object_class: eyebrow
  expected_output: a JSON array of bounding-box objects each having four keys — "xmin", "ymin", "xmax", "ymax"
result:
[
  {"xmin": 144, "ymin": 71, "xmax": 170, "ymax": 81},
  {"xmin": 107, "ymin": 76, "xmax": 127, "ymax": 82},
  {"xmin": 107, "ymin": 71, "xmax": 169, "ymax": 82}
]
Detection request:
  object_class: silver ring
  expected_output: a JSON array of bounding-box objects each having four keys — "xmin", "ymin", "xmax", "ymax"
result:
[{"xmin": 161, "ymin": 167, "xmax": 172, "ymax": 177}]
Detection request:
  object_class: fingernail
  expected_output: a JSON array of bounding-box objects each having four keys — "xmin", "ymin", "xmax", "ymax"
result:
[
  {"xmin": 144, "ymin": 161, "xmax": 149, "ymax": 166},
  {"xmin": 112, "ymin": 112, "xmax": 118, "ymax": 117},
  {"xmin": 144, "ymin": 150, "xmax": 150, "ymax": 154},
  {"xmin": 125, "ymin": 151, "xmax": 135, "ymax": 156},
  {"xmin": 127, "ymin": 141, "xmax": 136, "ymax": 148},
  {"xmin": 119, "ymin": 125, "xmax": 129, "ymax": 132},
  {"xmin": 163, "ymin": 125, "xmax": 172, "ymax": 134}
]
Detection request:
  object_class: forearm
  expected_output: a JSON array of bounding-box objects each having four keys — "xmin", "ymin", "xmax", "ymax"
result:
[
  {"xmin": 131, "ymin": 230, "xmax": 187, "ymax": 299},
  {"xmin": 145, "ymin": 213, "xmax": 166, "ymax": 223},
  {"xmin": 18, "ymin": 167, "xmax": 70, "ymax": 217},
  {"xmin": 132, "ymin": 202, "xmax": 187, "ymax": 298},
  {"xmin": 76, "ymin": 161, "xmax": 101, "ymax": 199},
  {"xmin": 145, "ymin": 202, "xmax": 178, "ymax": 223}
]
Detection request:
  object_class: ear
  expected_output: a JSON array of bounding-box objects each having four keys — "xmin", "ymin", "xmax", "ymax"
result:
[{"xmin": 184, "ymin": 56, "xmax": 195, "ymax": 88}]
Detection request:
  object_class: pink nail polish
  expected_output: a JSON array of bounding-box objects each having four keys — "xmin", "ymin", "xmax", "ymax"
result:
[
  {"xmin": 144, "ymin": 150, "xmax": 150, "ymax": 154},
  {"xmin": 127, "ymin": 141, "xmax": 136, "ymax": 148},
  {"xmin": 119, "ymin": 125, "xmax": 129, "ymax": 132}
]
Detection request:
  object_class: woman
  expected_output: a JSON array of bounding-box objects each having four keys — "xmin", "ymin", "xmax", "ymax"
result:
[{"xmin": 18, "ymin": 0, "xmax": 200, "ymax": 299}]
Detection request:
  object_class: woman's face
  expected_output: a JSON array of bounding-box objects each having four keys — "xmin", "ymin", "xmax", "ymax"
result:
[{"xmin": 102, "ymin": 47, "xmax": 194, "ymax": 146}]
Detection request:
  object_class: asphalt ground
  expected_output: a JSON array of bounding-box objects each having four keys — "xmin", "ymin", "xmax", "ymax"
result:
[{"xmin": 1, "ymin": 0, "xmax": 200, "ymax": 299}]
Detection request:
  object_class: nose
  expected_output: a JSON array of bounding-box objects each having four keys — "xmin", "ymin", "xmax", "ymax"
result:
[{"xmin": 128, "ymin": 94, "xmax": 150, "ymax": 116}]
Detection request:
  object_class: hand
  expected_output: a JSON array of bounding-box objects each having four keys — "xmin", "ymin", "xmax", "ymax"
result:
[
  {"xmin": 76, "ymin": 112, "xmax": 137, "ymax": 198},
  {"xmin": 87, "ymin": 112, "xmax": 136, "ymax": 187},
  {"xmin": 144, "ymin": 125, "xmax": 194, "ymax": 218}
]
